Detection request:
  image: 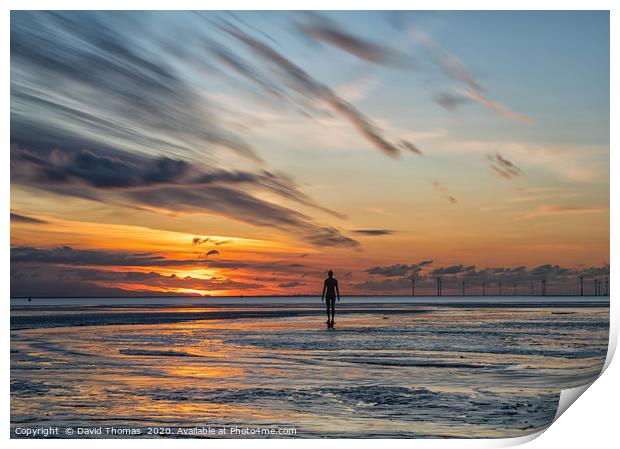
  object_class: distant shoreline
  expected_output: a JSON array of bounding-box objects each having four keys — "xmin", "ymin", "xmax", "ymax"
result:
[
  {"xmin": 9, "ymin": 294, "xmax": 610, "ymax": 299},
  {"xmin": 10, "ymin": 300, "xmax": 610, "ymax": 331}
]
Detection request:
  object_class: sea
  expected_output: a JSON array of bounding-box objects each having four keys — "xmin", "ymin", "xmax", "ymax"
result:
[{"xmin": 10, "ymin": 296, "xmax": 609, "ymax": 438}]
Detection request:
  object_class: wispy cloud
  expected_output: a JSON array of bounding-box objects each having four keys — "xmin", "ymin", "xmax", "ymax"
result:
[
  {"xmin": 336, "ymin": 75, "xmax": 379, "ymax": 102},
  {"xmin": 433, "ymin": 92, "xmax": 471, "ymax": 110},
  {"xmin": 411, "ymin": 29, "xmax": 530, "ymax": 124},
  {"xmin": 461, "ymin": 88, "xmax": 533, "ymax": 123},
  {"xmin": 219, "ymin": 21, "xmax": 422, "ymax": 159},
  {"xmin": 11, "ymin": 145, "xmax": 358, "ymax": 248},
  {"xmin": 192, "ymin": 237, "xmax": 210, "ymax": 246},
  {"xmin": 296, "ymin": 13, "xmax": 402, "ymax": 66},
  {"xmin": 10, "ymin": 245, "xmax": 311, "ymax": 274},
  {"xmin": 421, "ymin": 138, "xmax": 606, "ymax": 183},
  {"xmin": 432, "ymin": 180, "xmax": 457, "ymax": 204},
  {"xmin": 11, "ymin": 12, "xmax": 372, "ymax": 248},
  {"xmin": 522, "ymin": 205, "xmax": 607, "ymax": 219},
  {"xmin": 278, "ymin": 280, "xmax": 305, "ymax": 288},
  {"xmin": 11, "ymin": 246, "xmax": 186, "ymax": 267},
  {"xmin": 10, "ymin": 244, "xmax": 327, "ymax": 296},
  {"xmin": 509, "ymin": 187, "xmax": 580, "ymax": 203},
  {"xmin": 10, "ymin": 212, "xmax": 48, "ymax": 224},
  {"xmin": 366, "ymin": 260, "xmax": 432, "ymax": 277},
  {"xmin": 10, "ymin": 264, "xmax": 263, "ymax": 297},
  {"xmin": 11, "ymin": 12, "xmax": 262, "ymax": 163},
  {"xmin": 413, "ymin": 31, "xmax": 482, "ymax": 91},
  {"xmin": 351, "ymin": 229, "xmax": 396, "ymax": 236},
  {"xmin": 487, "ymin": 152, "xmax": 522, "ymax": 180}
]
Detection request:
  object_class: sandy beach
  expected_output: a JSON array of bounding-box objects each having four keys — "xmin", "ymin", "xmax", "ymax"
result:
[{"xmin": 11, "ymin": 296, "xmax": 609, "ymax": 438}]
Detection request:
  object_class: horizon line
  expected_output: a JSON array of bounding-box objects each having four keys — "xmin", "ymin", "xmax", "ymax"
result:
[{"xmin": 10, "ymin": 294, "xmax": 610, "ymax": 299}]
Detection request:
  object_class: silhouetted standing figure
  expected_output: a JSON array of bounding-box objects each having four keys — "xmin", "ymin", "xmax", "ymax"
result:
[{"xmin": 322, "ymin": 270, "xmax": 340, "ymax": 328}]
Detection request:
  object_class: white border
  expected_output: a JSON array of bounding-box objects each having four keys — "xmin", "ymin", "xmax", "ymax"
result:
[{"xmin": 3, "ymin": 1, "xmax": 616, "ymax": 448}]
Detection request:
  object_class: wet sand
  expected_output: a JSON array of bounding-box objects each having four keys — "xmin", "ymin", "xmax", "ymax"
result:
[{"xmin": 11, "ymin": 297, "xmax": 609, "ymax": 438}]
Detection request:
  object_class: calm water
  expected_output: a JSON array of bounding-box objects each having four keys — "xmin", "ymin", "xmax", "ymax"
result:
[{"xmin": 11, "ymin": 296, "xmax": 609, "ymax": 438}]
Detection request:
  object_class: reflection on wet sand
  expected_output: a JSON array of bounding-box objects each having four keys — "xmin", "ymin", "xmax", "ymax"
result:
[{"xmin": 11, "ymin": 301, "xmax": 608, "ymax": 438}]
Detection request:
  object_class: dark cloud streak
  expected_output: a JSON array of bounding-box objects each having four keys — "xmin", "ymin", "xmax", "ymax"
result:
[
  {"xmin": 11, "ymin": 11, "xmax": 262, "ymax": 162},
  {"xmin": 11, "ymin": 145, "xmax": 357, "ymax": 247},
  {"xmin": 433, "ymin": 92, "xmax": 471, "ymax": 111},
  {"xmin": 488, "ymin": 152, "xmax": 522, "ymax": 180},
  {"xmin": 352, "ymin": 229, "xmax": 396, "ymax": 236},
  {"xmin": 10, "ymin": 212, "xmax": 48, "ymax": 224},
  {"xmin": 219, "ymin": 21, "xmax": 422, "ymax": 159},
  {"xmin": 296, "ymin": 13, "xmax": 402, "ymax": 65}
]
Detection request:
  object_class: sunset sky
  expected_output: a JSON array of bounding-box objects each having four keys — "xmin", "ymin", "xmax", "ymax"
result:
[{"xmin": 10, "ymin": 11, "xmax": 609, "ymax": 297}]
